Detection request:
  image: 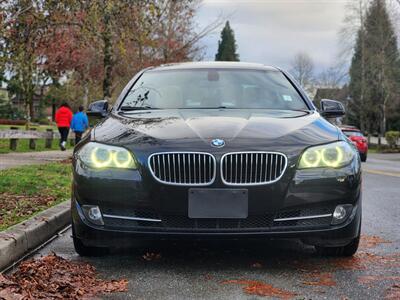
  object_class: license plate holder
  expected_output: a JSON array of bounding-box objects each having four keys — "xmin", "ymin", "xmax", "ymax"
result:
[{"xmin": 188, "ymin": 188, "xmax": 248, "ymax": 219}]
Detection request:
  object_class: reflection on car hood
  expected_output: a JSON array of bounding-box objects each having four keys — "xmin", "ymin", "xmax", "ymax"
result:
[{"xmin": 93, "ymin": 109, "xmax": 339, "ymax": 150}]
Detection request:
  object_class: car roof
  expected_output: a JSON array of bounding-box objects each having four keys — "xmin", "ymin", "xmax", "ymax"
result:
[{"xmin": 148, "ymin": 61, "xmax": 280, "ymax": 72}]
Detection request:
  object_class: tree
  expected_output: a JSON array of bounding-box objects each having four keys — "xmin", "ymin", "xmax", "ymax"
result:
[
  {"xmin": 364, "ymin": 0, "xmax": 400, "ymax": 135},
  {"xmin": 290, "ymin": 52, "xmax": 314, "ymax": 94},
  {"xmin": 348, "ymin": 30, "xmax": 374, "ymax": 132},
  {"xmin": 1, "ymin": 0, "xmax": 220, "ymax": 119},
  {"xmin": 349, "ymin": 0, "xmax": 400, "ymax": 134},
  {"xmin": 50, "ymin": 0, "xmax": 221, "ymax": 101},
  {"xmin": 338, "ymin": 0, "xmax": 370, "ymax": 60},
  {"xmin": 317, "ymin": 64, "xmax": 348, "ymax": 88},
  {"xmin": 215, "ymin": 21, "xmax": 239, "ymax": 61},
  {"xmin": 0, "ymin": 0, "xmax": 49, "ymax": 122}
]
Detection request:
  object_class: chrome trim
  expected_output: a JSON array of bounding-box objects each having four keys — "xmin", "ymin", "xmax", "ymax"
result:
[
  {"xmin": 103, "ymin": 214, "xmax": 161, "ymax": 222},
  {"xmin": 220, "ymin": 151, "xmax": 288, "ymax": 186},
  {"xmin": 273, "ymin": 213, "xmax": 332, "ymax": 222},
  {"xmin": 148, "ymin": 152, "xmax": 217, "ymax": 186}
]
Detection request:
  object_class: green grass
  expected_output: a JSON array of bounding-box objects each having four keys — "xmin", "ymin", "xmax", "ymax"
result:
[{"xmin": 0, "ymin": 162, "xmax": 72, "ymax": 231}]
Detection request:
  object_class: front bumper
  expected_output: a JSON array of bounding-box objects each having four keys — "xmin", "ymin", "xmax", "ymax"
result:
[
  {"xmin": 72, "ymin": 198, "xmax": 361, "ymax": 247},
  {"xmin": 71, "ymin": 156, "xmax": 362, "ymax": 247}
]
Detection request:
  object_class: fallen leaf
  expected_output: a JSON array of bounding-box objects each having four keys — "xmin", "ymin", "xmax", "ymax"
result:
[
  {"xmin": 302, "ymin": 272, "xmax": 336, "ymax": 287},
  {"xmin": 222, "ymin": 279, "xmax": 297, "ymax": 299},
  {"xmin": 204, "ymin": 274, "xmax": 213, "ymax": 281},
  {"xmin": 0, "ymin": 253, "xmax": 127, "ymax": 299},
  {"xmin": 333, "ymin": 252, "xmax": 400, "ymax": 271},
  {"xmin": 360, "ymin": 235, "xmax": 391, "ymax": 250},
  {"xmin": 251, "ymin": 262, "xmax": 262, "ymax": 268},
  {"xmin": 358, "ymin": 275, "xmax": 400, "ymax": 285},
  {"xmin": 385, "ymin": 284, "xmax": 400, "ymax": 300},
  {"xmin": 142, "ymin": 252, "xmax": 162, "ymax": 261}
]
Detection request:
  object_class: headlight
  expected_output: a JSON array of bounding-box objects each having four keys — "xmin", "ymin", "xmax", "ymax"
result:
[
  {"xmin": 298, "ymin": 141, "xmax": 355, "ymax": 169},
  {"xmin": 77, "ymin": 142, "xmax": 137, "ymax": 169}
]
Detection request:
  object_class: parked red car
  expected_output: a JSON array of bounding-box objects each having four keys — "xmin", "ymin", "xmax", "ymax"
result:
[{"xmin": 340, "ymin": 126, "xmax": 368, "ymax": 162}]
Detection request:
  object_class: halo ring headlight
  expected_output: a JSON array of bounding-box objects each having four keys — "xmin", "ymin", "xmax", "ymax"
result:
[
  {"xmin": 91, "ymin": 147, "xmax": 113, "ymax": 168},
  {"xmin": 299, "ymin": 141, "xmax": 355, "ymax": 169},
  {"xmin": 302, "ymin": 149, "xmax": 321, "ymax": 168},
  {"xmin": 78, "ymin": 142, "xmax": 137, "ymax": 169},
  {"xmin": 113, "ymin": 150, "xmax": 133, "ymax": 168},
  {"xmin": 321, "ymin": 146, "xmax": 344, "ymax": 168}
]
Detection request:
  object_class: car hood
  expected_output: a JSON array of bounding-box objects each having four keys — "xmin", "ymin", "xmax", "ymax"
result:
[{"xmin": 92, "ymin": 109, "xmax": 339, "ymax": 152}]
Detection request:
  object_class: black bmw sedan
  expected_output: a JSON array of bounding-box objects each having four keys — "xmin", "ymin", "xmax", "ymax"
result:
[{"xmin": 71, "ymin": 62, "xmax": 361, "ymax": 257}]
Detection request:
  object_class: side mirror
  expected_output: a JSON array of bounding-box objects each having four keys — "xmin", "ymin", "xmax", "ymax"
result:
[
  {"xmin": 320, "ymin": 99, "xmax": 345, "ymax": 118},
  {"xmin": 87, "ymin": 100, "xmax": 109, "ymax": 119}
]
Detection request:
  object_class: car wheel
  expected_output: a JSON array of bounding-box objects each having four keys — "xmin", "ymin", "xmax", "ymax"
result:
[
  {"xmin": 72, "ymin": 226, "xmax": 109, "ymax": 257},
  {"xmin": 316, "ymin": 227, "xmax": 360, "ymax": 257},
  {"xmin": 316, "ymin": 235, "xmax": 360, "ymax": 256},
  {"xmin": 360, "ymin": 153, "xmax": 367, "ymax": 162}
]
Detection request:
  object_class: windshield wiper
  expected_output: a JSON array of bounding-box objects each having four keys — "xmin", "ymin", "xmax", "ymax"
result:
[{"xmin": 119, "ymin": 106, "xmax": 159, "ymax": 111}]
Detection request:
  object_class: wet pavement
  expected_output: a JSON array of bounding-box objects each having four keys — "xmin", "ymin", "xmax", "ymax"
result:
[{"xmin": 14, "ymin": 153, "xmax": 400, "ymax": 299}]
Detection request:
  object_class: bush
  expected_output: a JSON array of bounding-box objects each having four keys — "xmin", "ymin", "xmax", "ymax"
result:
[
  {"xmin": 37, "ymin": 118, "xmax": 51, "ymax": 125},
  {"xmin": 385, "ymin": 131, "xmax": 400, "ymax": 148},
  {"xmin": 0, "ymin": 98, "xmax": 25, "ymax": 120}
]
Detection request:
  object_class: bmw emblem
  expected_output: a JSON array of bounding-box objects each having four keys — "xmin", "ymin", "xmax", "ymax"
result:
[{"xmin": 211, "ymin": 138, "xmax": 225, "ymax": 148}]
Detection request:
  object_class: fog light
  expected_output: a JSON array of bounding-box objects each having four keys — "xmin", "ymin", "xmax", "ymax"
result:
[
  {"xmin": 333, "ymin": 206, "xmax": 346, "ymax": 219},
  {"xmin": 82, "ymin": 205, "xmax": 104, "ymax": 225},
  {"xmin": 331, "ymin": 204, "xmax": 353, "ymax": 225}
]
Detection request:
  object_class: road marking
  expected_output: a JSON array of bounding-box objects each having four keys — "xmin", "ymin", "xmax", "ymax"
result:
[{"xmin": 363, "ymin": 169, "xmax": 400, "ymax": 178}]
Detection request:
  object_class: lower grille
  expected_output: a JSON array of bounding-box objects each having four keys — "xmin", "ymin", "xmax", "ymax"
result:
[
  {"xmin": 272, "ymin": 206, "xmax": 334, "ymax": 228},
  {"xmin": 161, "ymin": 215, "xmax": 275, "ymax": 229},
  {"xmin": 103, "ymin": 206, "xmax": 333, "ymax": 231}
]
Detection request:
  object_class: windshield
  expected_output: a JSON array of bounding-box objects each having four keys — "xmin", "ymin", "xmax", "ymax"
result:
[{"xmin": 120, "ymin": 69, "xmax": 308, "ymax": 110}]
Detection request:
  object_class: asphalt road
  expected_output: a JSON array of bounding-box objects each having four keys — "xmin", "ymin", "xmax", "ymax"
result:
[{"xmin": 23, "ymin": 153, "xmax": 400, "ymax": 299}]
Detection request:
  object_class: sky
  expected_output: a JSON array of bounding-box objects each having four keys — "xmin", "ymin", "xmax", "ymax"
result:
[{"xmin": 195, "ymin": 0, "xmax": 352, "ymax": 74}]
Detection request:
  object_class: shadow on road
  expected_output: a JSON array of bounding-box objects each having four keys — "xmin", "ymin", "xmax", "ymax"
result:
[{"xmin": 96, "ymin": 239, "xmax": 317, "ymax": 271}]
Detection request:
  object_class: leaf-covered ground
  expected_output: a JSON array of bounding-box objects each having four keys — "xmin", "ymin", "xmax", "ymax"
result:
[
  {"xmin": 0, "ymin": 162, "xmax": 71, "ymax": 230},
  {"xmin": 216, "ymin": 235, "xmax": 399, "ymax": 299},
  {"xmin": 0, "ymin": 253, "xmax": 127, "ymax": 299}
]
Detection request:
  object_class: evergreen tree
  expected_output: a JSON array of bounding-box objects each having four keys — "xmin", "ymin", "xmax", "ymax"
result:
[
  {"xmin": 215, "ymin": 21, "xmax": 239, "ymax": 61},
  {"xmin": 349, "ymin": 0, "xmax": 400, "ymax": 134},
  {"xmin": 348, "ymin": 30, "xmax": 375, "ymax": 132}
]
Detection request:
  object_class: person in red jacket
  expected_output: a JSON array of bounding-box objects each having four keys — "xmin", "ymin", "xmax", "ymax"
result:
[{"xmin": 55, "ymin": 102, "xmax": 73, "ymax": 151}]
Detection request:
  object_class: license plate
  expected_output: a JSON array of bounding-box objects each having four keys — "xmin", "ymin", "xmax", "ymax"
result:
[{"xmin": 188, "ymin": 189, "xmax": 248, "ymax": 219}]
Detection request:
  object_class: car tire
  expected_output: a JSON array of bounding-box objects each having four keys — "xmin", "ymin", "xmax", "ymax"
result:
[
  {"xmin": 315, "ymin": 227, "xmax": 360, "ymax": 257},
  {"xmin": 72, "ymin": 226, "xmax": 109, "ymax": 257},
  {"xmin": 360, "ymin": 153, "xmax": 367, "ymax": 162},
  {"xmin": 316, "ymin": 235, "xmax": 360, "ymax": 257}
]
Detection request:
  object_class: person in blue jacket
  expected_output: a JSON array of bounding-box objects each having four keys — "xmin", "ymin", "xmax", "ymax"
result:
[{"xmin": 70, "ymin": 105, "xmax": 89, "ymax": 145}]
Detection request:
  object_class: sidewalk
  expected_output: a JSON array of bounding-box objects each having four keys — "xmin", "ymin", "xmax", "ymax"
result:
[{"xmin": 0, "ymin": 150, "xmax": 73, "ymax": 170}]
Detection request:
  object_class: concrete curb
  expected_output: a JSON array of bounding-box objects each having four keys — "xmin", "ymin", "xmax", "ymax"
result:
[{"xmin": 0, "ymin": 200, "xmax": 71, "ymax": 271}]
